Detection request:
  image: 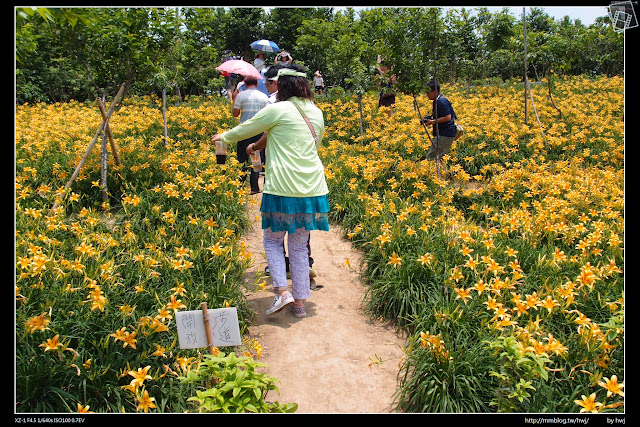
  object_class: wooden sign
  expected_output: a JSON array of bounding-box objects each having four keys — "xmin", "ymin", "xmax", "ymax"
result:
[{"xmin": 176, "ymin": 305, "xmax": 241, "ymax": 350}]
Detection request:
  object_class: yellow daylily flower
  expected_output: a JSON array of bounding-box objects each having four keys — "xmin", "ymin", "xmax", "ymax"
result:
[{"xmin": 574, "ymin": 393, "xmax": 603, "ymax": 413}]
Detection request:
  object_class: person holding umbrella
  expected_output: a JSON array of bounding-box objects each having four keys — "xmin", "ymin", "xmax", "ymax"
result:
[
  {"xmin": 216, "ymin": 58, "xmax": 264, "ymax": 82},
  {"xmin": 250, "ymin": 39, "xmax": 280, "ymax": 71},
  {"xmin": 211, "ymin": 65, "xmax": 328, "ymax": 319},
  {"xmin": 216, "ymin": 57, "xmax": 265, "ymax": 103},
  {"xmin": 251, "ymin": 39, "xmax": 281, "ymax": 53},
  {"xmin": 254, "ymin": 52, "xmax": 266, "ymax": 71},
  {"xmin": 221, "ymin": 50, "xmax": 239, "ymax": 101}
]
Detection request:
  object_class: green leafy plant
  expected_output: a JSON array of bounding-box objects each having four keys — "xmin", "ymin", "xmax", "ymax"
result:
[
  {"xmin": 179, "ymin": 351, "xmax": 297, "ymax": 413},
  {"xmin": 485, "ymin": 335, "xmax": 552, "ymax": 412}
]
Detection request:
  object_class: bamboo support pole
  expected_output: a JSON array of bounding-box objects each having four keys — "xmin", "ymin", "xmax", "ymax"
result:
[
  {"xmin": 96, "ymin": 99, "xmax": 121, "ymax": 166},
  {"xmin": 432, "ymin": 10, "xmax": 441, "ymax": 180},
  {"xmin": 50, "ymin": 83, "xmax": 126, "ymax": 214},
  {"xmin": 162, "ymin": 88, "xmax": 169, "ymax": 146},
  {"xmin": 100, "ymin": 126, "xmax": 109, "ymax": 204},
  {"xmin": 358, "ymin": 93, "xmax": 364, "ymax": 139},
  {"xmin": 413, "ymin": 96, "xmax": 433, "ymax": 144},
  {"xmin": 523, "ymin": 7, "xmax": 529, "ymax": 124},
  {"xmin": 528, "ymin": 85, "xmax": 546, "ymax": 137}
]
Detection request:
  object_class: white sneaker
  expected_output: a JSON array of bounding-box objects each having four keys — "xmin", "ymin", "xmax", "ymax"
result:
[{"xmin": 265, "ymin": 291, "xmax": 294, "ymax": 315}]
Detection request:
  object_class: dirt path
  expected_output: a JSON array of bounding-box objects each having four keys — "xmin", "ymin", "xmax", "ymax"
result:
[{"xmin": 241, "ymin": 178, "xmax": 406, "ymax": 413}]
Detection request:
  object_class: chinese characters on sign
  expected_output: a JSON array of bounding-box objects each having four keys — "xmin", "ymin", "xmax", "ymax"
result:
[{"xmin": 175, "ymin": 307, "xmax": 242, "ymax": 349}]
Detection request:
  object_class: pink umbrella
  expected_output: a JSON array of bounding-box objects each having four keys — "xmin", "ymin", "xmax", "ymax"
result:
[{"xmin": 216, "ymin": 59, "xmax": 263, "ymax": 80}]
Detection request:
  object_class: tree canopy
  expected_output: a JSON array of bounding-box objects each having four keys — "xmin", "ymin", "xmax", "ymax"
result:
[{"xmin": 16, "ymin": 6, "xmax": 623, "ymax": 104}]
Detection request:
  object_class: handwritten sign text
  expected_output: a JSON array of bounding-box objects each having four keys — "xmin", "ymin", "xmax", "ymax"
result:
[{"xmin": 175, "ymin": 307, "xmax": 241, "ymax": 349}]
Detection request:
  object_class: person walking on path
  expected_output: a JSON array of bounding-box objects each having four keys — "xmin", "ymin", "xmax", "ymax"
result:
[
  {"xmin": 420, "ymin": 79, "xmax": 457, "ymax": 160},
  {"xmin": 212, "ymin": 65, "xmax": 328, "ymax": 319},
  {"xmin": 254, "ymin": 65, "xmax": 317, "ymax": 280},
  {"xmin": 230, "ymin": 76, "xmax": 269, "ymax": 194},
  {"xmin": 313, "ymin": 71, "xmax": 324, "ymax": 96}
]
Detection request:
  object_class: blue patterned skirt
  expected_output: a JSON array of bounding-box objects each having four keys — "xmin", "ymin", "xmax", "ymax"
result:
[{"xmin": 260, "ymin": 193, "xmax": 330, "ymax": 233}]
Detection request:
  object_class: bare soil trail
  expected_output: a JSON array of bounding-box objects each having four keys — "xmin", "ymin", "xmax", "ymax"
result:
[{"xmin": 241, "ymin": 178, "xmax": 407, "ymax": 413}]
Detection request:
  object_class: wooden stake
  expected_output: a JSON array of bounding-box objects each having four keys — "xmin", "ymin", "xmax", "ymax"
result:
[
  {"xmin": 413, "ymin": 95, "xmax": 432, "ymax": 139},
  {"xmin": 50, "ymin": 83, "xmax": 126, "ymax": 214},
  {"xmin": 162, "ymin": 88, "xmax": 169, "ymax": 146},
  {"xmin": 528, "ymin": 85, "xmax": 546, "ymax": 137},
  {"xmin": 100, "ymin": 125, "xmax": 109, "ymax": 204},
  {"xmin": 201, "ymin": 302, "xmax": 216, "ymax": 355},
  {"xmin": 523, "ymin": 7, "xmax": 529, "ymax": 124},
  {"xmin": 357, "ymin": 93, "xmax": 364, "ymax": 140},
  {"xmin": 96, "ymin": 99, "xmax": 121, "ymax": 166},
  {"xmin": 431, "ymin": 9, "xmax": 441, "ymax": 180},
  {"xmin": 201, "ymin": 302, "xmax": 220, "ymax": 388}
]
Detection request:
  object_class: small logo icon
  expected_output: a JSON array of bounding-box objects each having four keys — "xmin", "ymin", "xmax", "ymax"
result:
[{"xmin": 608, "ymin": 1, "xmax": 638, "ymax": 32}]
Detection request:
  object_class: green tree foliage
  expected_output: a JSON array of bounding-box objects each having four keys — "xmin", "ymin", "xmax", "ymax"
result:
[
  {"xmin": 16, "ymin": 7, "xmax": 180, "ymax": 102},
  {"xmin": 222, "ymin": 7, "xmax": 266, "ymax": 61},
  {"xmin": 264, "ymin": 7, "xmax": 334, "ymax": 63},
  {"xmin": 16, "ymin": 6, "xmax": 622, "ymax": 104},
  {"xmin": 173, "ymin": 8, "xmax": 227, "ymax": 96},
  {"xmin": 442, "ymin": 8, "xmax": 481, "ymax": 83}
]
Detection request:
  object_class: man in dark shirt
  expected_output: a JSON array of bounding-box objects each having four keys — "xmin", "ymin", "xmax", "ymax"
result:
[{"xmin": 421, "ymin": 80, "xmax": 456, "ymax": 160}]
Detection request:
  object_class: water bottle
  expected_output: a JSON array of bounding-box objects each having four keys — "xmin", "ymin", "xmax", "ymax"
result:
[
  {"xmin": 214, "ymin": 140, "xmax": 227, "ymax": 155},
  {"xmin": 250, "ymin": 151, "xmax": 262, "ymax": 172}
]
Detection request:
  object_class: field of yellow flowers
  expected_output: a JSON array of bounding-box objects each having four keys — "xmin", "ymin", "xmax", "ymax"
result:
[
  {"xmin": 15, "ymin": 96, "xmax": 265, "ymax": 412},
  {"xmin": 16, "ymin": 75, "xmax": 623, "ymax": 413},
  {"xmin": 316, "ymin": 75, "xmax": 624, "ymax": 413}
]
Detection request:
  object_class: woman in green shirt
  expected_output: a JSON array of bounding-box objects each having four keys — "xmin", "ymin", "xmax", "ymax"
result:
[{"xmin": 212, "ymin": 66, "xmax": 329, "ymax": 319}]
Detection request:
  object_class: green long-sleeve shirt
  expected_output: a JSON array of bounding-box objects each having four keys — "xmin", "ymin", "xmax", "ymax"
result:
[{"xmin": 221, "ymin": 97, "xmax": 328, "ymax": 198}]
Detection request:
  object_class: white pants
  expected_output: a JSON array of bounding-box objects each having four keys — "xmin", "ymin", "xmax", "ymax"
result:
[{"xmin": 263, "ymin": 228, "xmax": 311, "ymax": 300}]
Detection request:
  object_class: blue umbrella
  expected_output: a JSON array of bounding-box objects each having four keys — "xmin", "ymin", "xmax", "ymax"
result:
[{"xmin": 250, "ymin": 39, "xmax": 281, "ymax": 53}]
